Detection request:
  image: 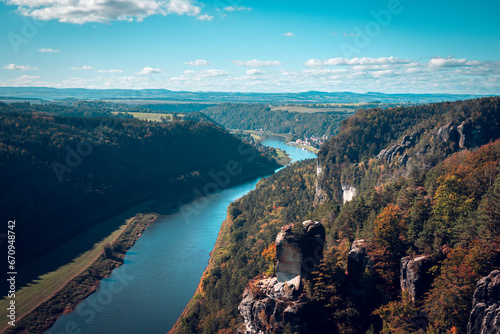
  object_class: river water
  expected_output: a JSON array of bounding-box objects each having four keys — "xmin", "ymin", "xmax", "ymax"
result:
[{"xmin": 47, "ymin": 139, "xmax": 316, "ymax": 334}]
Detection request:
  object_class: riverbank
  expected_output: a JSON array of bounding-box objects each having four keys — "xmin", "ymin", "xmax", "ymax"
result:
[{"xmin": 4, "ymin": 213, "xmax": 158, "ymax": 333}]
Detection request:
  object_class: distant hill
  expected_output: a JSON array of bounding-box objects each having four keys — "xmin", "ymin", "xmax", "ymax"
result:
[{"xmin": 0, "ymin": 86, "xmax": 489, "ymax": 104}]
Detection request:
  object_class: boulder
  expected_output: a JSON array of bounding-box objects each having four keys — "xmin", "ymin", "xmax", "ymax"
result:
[{"xmin": 467, "ymin": 270, "xmax": 500, "ymax": 334}]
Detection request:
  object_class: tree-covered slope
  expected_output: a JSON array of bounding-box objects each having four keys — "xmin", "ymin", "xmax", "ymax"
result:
[
  {"xmin": 0, "ymin": 108, "xmax": 279, "ymax": 270},
  {"xmin": 200, "ymin": 103, "xmax": 354, "ymax": 138}
]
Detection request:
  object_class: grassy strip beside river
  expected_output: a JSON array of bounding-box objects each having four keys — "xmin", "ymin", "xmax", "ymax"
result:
[{"xmin": 3, "ymin": 213, "xmax": 158, "ymax": 334}]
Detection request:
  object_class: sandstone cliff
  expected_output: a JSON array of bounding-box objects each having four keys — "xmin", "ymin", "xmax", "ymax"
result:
[
  {"xmin": 239, "ymin": 221, "xmax": 325, "ymax": 334},
  {"xmin": 468, "ymin": 270, "xmax": 500, "ymax": 334}
]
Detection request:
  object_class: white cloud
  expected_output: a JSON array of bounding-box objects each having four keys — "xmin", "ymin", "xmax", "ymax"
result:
[
  {"xmin": 197, "ymin": 69, "xmax": 229, "ymax": 77},
  {"xmin": 98, "ymin": 69, "xmax": 123, "ymax": 73},
  {"xmin": 196, "ymin": 14, "xmax": 214, "ymax": 21},
  {"xmin": 428, "ymin": 57, "xmax": 482, "ymax": 67},
  {"xmin": 304, "ymin": 57, "xmax": 412, "ymax": 68},
  {"xmin": 283, "ymin": 32, "xmax": 295, "ymax": 38},
  {"xmin": 185, "ymin": 59, "xmax": 211, "ymax": 67},
  {"xmin": 233, "ymin": 60, "xmax": 282, "ymax": 67},
  {"xmin": 38, "ymin": 48, "xmax": 60, "ymax": 53},
  {"xmin": 136, "ymin": 67, "xmax": 162, "ymax": 75},
  {"xmin": 181, "ymin": 69, "xmax": 229, "ymax": 78},
  {"xmin": 3, "ymin": 63, "xmax": 37, "ymax": 71},
  {"xmin": 166, "ymin": 0, "xmax": 200, "ymax": 16},
  {"xmin": 224, "ymin": 6, "xmax": 252, "ymax": 12},
  {"xmin": 7, "ymin": 0, "xmax": 204, "ymax": 24},
  {"xmin": 246, "ymin": 69, "xmax": 265, "ymax": 76},
  {"xmin": 70, "ymin": 65, "xmax": 93, "ymax": 70}
]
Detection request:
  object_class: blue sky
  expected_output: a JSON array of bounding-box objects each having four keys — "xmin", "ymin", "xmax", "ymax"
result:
[{"xmin": 0, "ymin": 0, "xmax": 499, "ymax": 94}]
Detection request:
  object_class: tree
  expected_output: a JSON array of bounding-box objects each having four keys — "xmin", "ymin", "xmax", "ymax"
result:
[
  {"xmin": 262, "ymin": 242, "xmax": 277, "ymax": 276},
  {"xmin": 374, "ymin": 291, "xmax": 422, "ymax": 334},
  {"xmin": 374, "ymin": 204, "xmax": 405, "ymax": 252}
]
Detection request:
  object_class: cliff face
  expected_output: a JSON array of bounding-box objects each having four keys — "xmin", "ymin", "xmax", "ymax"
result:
[
  {"xmin": 239, "ymin": 221, "xmax": 325, "ymax": 334},
  {"xmin": 314, "ymin": 161, "xmax": 328, "ymax": 205},
  {"xmin": 468, "ymin": 270, "xmax": 500, "ymax": 334},
  {"xmin": 400, "ymin": 255, "xmax": 434, "ymax": 302}
]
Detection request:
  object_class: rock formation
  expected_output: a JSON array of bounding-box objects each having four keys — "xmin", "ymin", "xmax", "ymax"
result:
[
  {"xmin": 342, "ymin": 184, "xmax": 357, "ymax": 204},
  {"xmin": 377, "ymin": 131, "xmax": 420, "ymax": 165},
  {"xmin": 436, "ymin": 120, "xmax": 493, "ymax": 151},
  {"xmin": 238, "ymin": 221, "xmax": 325, "ymax": 334},
  {"xmin": 347, "ymin": 239, "xmax": 371, "ymax": 284},
  {"xmin": 467, "ymin": 270, "xmax": 500, "ymax": 334},
  {"xmin": 314, "ymin": 161, "xmax": 328, "ymax": 205},
  {"xmin": 399, "ymin": 255, "xmax": 434, "ymax": 301}
]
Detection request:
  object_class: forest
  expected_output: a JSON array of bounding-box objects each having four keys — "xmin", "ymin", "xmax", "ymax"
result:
[
  {"xmin": 173, "ymin": 97, "xmax": 500, "ymax": 334},
  {"xmin": 0, "ymin": 102, "xmax": 279, "ymax": 275},
  {"xmin": 200, "ymin": 103, "xmax": 355, "ymax": 139}
]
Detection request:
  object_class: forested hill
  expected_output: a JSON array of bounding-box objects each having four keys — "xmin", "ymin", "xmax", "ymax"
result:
[
  {"xmin": 0, "ymin": 108, "xmax": 279, "ymax": 272},
  {"xmin": 173, "ymin": 97, "xmax": 500, "ymax": 333},
  {"xmin": 200, "ymin": 103, "xmax": 353, "ymax": 138},
  {"xmin": 317, "ymin": 97, "xmax": 500, "ymax": 202}
]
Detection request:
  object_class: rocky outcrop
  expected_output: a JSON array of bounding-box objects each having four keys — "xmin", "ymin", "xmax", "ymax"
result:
[
  {"xmin": 467, "ymin": 270, "xmax": 500, "ymax": 334},
  {"xmin": 436, "ymin": 120, "xmax": 493, "ymax": 150},
  {"xmin": 342, "ymin": 184, "xmax": 357, "ymax": 204},
  {"xmin": 239, "ymin": 221, "xmax": 325, "ymax": 334},
  {"xmin": 314, "ymin": 161, "xmax": 328, "ymax": 205},
  {"xmin": 400, "ymin": 255, "xmax": 434, "ymax": 301},
  {"xmin": 275, "ymin": 220, "xmax": 325, "ymax": 289},
  {"xmin": 377, "ymin": 131, "xmax": 420, "ymax": 165},
  {"xmin": 347, "ymin": 240, "xmax": 371, "ymax": 284}
]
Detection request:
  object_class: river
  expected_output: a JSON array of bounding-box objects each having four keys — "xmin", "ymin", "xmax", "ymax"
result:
[{"xmin": 47, "ymin": 139, "xmax": 316, "ymax": 334}]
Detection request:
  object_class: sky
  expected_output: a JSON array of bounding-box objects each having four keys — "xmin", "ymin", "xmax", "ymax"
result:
[{"xmin": 0, "ymin": 0, "xmax": 499, "ymax": 94}]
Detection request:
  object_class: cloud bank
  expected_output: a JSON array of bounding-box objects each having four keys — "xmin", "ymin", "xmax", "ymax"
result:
[{"xmin": 5, "ymin": 0, "xmax": 207, "ymax": 24}]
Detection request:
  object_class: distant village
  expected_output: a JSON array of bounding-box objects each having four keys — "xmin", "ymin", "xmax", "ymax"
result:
[{"xmin": 287, "ymin": 135, "xmax": 328, "ymax": 149}]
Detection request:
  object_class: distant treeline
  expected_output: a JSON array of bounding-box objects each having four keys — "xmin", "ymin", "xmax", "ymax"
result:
[
  {"xmin": 0, "ymin": 103, "xmax": 279, "ymax": 270},
  {"xmin": 1, "ymin": 101, "xmax": 217, "ymax": 123},
  {"xmin": 200, "ymin": 103, "xmax": 354, "ymax": 138}
]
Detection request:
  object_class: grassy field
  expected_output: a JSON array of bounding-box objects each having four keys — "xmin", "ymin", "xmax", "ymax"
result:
[
  {"xmin": 0, "ymin": 200, "xmax": 154, "ymax": 332},
  {"xmin": 275, "ymin": 148, "xmax": 291, "ymax": 165},
  {"xmin": 111, "ymin": 111, "xmax": 174, "ymax": 122}
]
